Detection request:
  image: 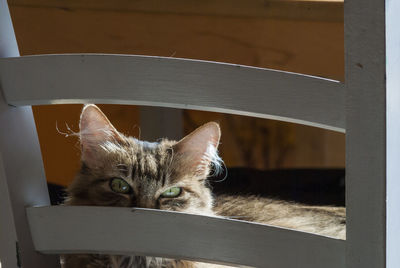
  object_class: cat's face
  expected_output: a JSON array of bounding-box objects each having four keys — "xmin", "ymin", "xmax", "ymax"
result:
[{"xmin": 67, "ymin": 105, "xmax": 221, "ymax": 216}]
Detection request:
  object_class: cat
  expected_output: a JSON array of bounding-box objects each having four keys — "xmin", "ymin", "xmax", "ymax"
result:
[{"xmin": 62, "ymin": 104, "xmax": 345, "ymax": 268}]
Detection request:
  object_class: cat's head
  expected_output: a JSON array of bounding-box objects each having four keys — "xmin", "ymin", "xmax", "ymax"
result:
[{"xmin": 66, "ymin": 104, "xmax": 221, "ymax": 215}]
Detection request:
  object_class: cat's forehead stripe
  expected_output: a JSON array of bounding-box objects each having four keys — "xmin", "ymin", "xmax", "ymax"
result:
[{"xmin": 130, "ymin": 148, "xmax": 168, "ymax": 183}]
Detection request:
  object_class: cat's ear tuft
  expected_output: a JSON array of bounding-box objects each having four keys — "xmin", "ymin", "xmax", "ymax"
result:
[
  {"xmin": 79, "ymin": 104, "xmax": 124, "ymax": 167},
  {"xmin": 173, "ymin": 122, "xmax": 221, "ymax": 176}
]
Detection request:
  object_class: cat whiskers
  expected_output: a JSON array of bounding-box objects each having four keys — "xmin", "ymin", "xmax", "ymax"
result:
[
  {"xmin": 130, "ymin": 124, "xmax": 141, "ymax": 140},
  {"xmin": 209, "ymin": 161, "xmax": 228, "ymax": 183},
  {"xmin": 55, "ymin": 121, "xmax": 77, "ymax": 138}
]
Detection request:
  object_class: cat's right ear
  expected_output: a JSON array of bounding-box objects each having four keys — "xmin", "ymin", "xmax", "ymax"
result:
[
  {"xmin": 79, "ymin": 104, "xmax": 124, "ymax": 167},
  {"xmin": 172, "ymin": 122, "xmax": 221, "ymax": 177}
]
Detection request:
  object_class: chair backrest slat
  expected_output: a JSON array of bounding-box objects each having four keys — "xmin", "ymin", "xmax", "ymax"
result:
[
  {"xmin": 27, "ymin": 206, "xmax": 346, "ymax": 268},
  {"xmin": 0, "ymin": 54, "xmax": 345, "ymax": 132}
]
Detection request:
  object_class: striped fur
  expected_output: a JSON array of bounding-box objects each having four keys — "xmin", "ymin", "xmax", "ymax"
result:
[{"xmin": 62, "ymin": 105, "xmax": 345, "ymax": 268}]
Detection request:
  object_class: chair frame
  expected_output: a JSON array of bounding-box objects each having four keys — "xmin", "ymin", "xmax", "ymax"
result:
[{"xmin": 0, "ymin": 0, "xmax": 399, "ymax": 267}]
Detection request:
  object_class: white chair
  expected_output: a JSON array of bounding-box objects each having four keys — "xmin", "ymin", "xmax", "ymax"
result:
[{"xmin": 0, "ymin": 0, "xmax": 398, "ymax": 267}]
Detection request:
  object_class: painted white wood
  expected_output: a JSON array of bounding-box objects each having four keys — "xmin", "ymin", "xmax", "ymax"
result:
[
  {"xmin": 0, "ymin": 1, "xmax": 59, "ymax": 267},
  {"xmin": 386, "ymin": 0, "xmax": 400, "ymax": 267},
  {"xmin": 0, "ymin": 2, "xmax": 20, "ymax": 267},
  {"xmin": 0, "ymin": 54, "xmax": 345, "ymax": 132},
  {"xmin": 0, "ymin": 153, "xmax": 19, "ymax": 268},
  {"xmin": 27, "ymin": 206, "xmax": 345, "ymax": 268},
  {"xmin": 0, "ymin": 0, "xmax": 18, "ymax": 58},
  {"xmin": 0, "ymin": 91, "xmax": 61, "ymax": 268},
  {"xmin": 344, "ymin": 0, "xmax": 389, "ymax": 267}
]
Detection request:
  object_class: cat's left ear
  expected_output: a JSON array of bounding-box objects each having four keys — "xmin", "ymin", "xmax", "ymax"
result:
[
  {"xmin": 172, "ymin": 122, "xmax": 221, "ymax": 176},
  {"xmin": 79, "ymin": 104, "xmax": 124, "ymax": 167}
]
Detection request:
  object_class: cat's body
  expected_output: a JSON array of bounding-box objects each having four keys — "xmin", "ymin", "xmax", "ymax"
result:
[
  {"xmin": 62, "ymin": 105, "xmax": 345, "ymax": 268},
  {"xmin": 215, "ymin": 195, "xmax": 345, "ymax": 239}
]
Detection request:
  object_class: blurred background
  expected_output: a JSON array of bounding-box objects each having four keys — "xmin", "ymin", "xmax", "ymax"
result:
[{"xmin": 7, "ymin": 0, "xmax": 345, "ymax": 187}]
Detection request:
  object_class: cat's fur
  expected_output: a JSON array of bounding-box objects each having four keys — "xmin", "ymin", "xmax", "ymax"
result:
[{"xmin": 63, "ymin": 104, "xmax": 345, "ymax": 268}]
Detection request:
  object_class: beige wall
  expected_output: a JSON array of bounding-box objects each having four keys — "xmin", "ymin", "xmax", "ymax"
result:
[{"xmin": 9, "ymin": 0, "xmax": 345, "ymax": 186}]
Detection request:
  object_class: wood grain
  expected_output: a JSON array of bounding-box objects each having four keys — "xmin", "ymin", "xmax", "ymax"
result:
[{"xmin": 9, "ymin": 0, "xmax": 343, "ymax": 22}]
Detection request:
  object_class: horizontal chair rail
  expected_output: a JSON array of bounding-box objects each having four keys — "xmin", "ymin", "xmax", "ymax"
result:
[
  {"xmin": 27, "ymin": 206, "xmax": 345, "ymax": 268},
  {"xmin": 0, "ymin": 54, "xmax": 345, "ymax": 132}
]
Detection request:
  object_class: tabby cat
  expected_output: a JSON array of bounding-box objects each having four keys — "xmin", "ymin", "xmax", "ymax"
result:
[{"xmin": 63, "ymin": 104, "xmax": 345, "ymax": 268}]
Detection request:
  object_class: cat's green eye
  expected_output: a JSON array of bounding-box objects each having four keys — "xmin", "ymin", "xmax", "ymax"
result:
[
  {"xmin": 110, "ymin": 178, "xmax": 132, "ymax": 194},
  {"xmin": 161, "ymin": 187, "xmax": 182, "ymax": 198}
]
